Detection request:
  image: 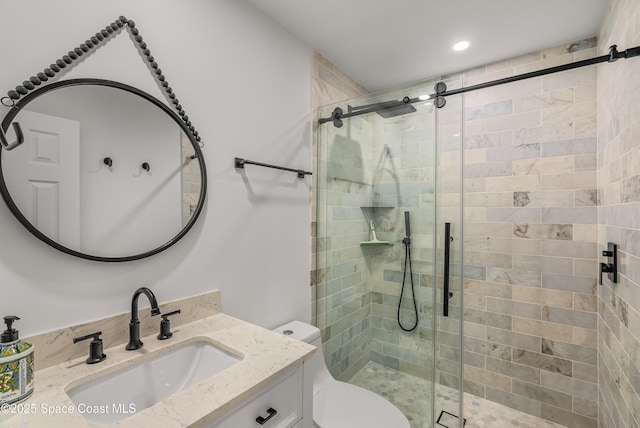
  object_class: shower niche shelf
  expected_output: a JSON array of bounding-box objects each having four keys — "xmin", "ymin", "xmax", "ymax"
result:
[
  {"xmin": 360, "ymin": 207, "xmax": 394, "ymax": 247},
  {"xmin": 360, "ymin": 241, "xmax": 392, "ymax": 247}
]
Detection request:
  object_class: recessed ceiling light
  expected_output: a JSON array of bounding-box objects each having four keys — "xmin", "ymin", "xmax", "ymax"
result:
[{"xmin": 453, "ymin": 41, "xmax": 470, "ymax": 52}]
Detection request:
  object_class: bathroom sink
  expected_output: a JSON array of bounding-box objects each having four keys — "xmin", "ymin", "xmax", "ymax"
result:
[{"xmin": 66, "ymin": 340, "xmax": 241, "ymax": 425}]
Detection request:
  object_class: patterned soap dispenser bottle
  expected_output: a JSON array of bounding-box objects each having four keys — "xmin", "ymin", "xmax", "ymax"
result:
[{"xmin": 0, "ymin": 316, "xmax": 34, "ymax": 405}]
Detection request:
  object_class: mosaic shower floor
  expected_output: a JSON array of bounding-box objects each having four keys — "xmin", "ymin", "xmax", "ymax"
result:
[{"xmin": 348, "ymin": 361, "xmax": 567, "ymax": 428}]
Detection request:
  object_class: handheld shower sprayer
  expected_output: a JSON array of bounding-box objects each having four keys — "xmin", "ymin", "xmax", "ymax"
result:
[
  {"xmin": 403, "ymin": 211, "xmax": 411, "ymax": 245},
  {"xmin": 398, "ymin": 210, "xmax": 418, "ymax": 331}
]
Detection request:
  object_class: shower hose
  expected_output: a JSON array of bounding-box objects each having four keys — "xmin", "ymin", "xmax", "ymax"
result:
[{"xmin": 397, "ymin": 236, "xmax": 419, "ymax": 331}]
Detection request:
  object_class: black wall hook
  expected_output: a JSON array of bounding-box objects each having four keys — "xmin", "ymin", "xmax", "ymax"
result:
[
  {"xmin": 103, "ymin": 157, "xmax": 113, "ymax": 168},
  {"xmin": 141, "ymin": 162, "xmax": 150, "ymax": 172},
  {"xmin": 0, "ymin": 122, "xmax": 25, "ymax": 151}
]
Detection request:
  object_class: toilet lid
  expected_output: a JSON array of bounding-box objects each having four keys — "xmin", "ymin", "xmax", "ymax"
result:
[{"xmin": 313, "ymin": 382, "xmax": 410, "ymax": 428}]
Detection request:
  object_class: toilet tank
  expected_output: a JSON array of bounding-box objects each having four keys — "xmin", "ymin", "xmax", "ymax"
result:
[
  {"xmin": 273, "ymin": 320, "xmax": 333, "ymax": 393},
  {"xmin": 272, "ymin": 320, "xmax": 321, "ymax": 346}
]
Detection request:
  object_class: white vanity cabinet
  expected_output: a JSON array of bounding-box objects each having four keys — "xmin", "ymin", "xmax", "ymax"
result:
[{"xmin": 208, "ymin": 362, "xmax": 311, "ymax": 428}]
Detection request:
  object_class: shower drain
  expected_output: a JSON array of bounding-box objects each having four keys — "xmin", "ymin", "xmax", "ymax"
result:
[{"xmin": 436, "ymin": 410, "xmax": 467, "ymax": 427}]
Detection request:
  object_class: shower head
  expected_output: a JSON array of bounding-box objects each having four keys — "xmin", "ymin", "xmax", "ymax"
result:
[
  {"xmin": 376, "ymin": 103, "xmax": 417, "ymax": 118},
  {"xmin": 348, "ymin": 97, "xmax": 417, "ymax": 120}
]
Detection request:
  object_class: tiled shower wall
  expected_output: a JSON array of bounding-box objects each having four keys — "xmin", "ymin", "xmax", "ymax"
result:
[
  {"xmin": 311, "ymin": 27, "xmax": 639, "ymax": 427},
  {"xmin": 597, "ymin": 0, "xmax": 640, "ymax": 426},
  {"xmin": 366, "ymin": 86, "xmax": 439, "ymax": 381},
  {"xmin": 460, "ymin": 39, "xmax": 600, "ymax": 428},
  {"xmin": 310, "ymin": 51, "xmax": 371, "ymax": 379}
]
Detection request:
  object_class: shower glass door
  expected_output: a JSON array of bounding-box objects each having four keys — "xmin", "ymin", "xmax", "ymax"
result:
[{"xmin": 314, "ymin": 76, "xmax": 464, "ymax": 428}]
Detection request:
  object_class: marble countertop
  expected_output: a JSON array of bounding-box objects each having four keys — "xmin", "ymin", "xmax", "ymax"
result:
[{"xmin": 0, "ymin": 313, "xmax": 315, "ymax": 427}]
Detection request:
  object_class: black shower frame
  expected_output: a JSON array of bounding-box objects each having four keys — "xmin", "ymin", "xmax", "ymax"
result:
[{"xmin": 318, "ymin": 44, "xmax": 640, "ymax": 127}]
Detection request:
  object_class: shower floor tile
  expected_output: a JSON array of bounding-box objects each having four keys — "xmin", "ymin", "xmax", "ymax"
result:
[{"xmin": 348, "ymin": 361, "xmax": 567, "ymax": 428}]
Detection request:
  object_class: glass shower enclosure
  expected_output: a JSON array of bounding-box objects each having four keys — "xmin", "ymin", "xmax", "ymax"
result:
[{"xmin": 314, "ymin": 77, "xmax": 464, "ymax": 428}]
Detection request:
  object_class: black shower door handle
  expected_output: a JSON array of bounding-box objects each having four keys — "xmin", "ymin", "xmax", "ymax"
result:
[{"xmin": 443, "ymin": 223, "xmax": 451, "ymax": 317}]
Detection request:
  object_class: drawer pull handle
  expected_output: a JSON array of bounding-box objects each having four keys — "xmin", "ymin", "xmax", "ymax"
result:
[{"xmin": 256, "ymin": 407, "xmax": 277, "ymax": 425}]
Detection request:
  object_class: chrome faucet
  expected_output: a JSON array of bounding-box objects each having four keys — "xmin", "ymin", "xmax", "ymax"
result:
[{"xmin": 125, "ymin": 287, "xmax": 161, "ymax": 351}]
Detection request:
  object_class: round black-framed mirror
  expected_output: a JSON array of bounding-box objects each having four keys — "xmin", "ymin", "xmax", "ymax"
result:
[{"xmin": 0, "ymin": 78, "xmax": 207, "ymax": 262}]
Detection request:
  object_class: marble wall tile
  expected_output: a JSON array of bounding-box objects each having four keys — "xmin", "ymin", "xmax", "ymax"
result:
[
  {"xmin": 574, "ymin": 291, "xmax": 598, "ymax": 310},
  {"xmin": 513, "ymin": 223, "xmax": 573, "ymax": 240},
  {"xmin": 486, "ymin": 175, "xmax": 541, "ymax": 191},
  {"xmin": 512, "ymin": 348, "xmax": 572, "ymax": 376},
  {"xmin": 466, "ymin": 78, "xmax": 541, "ymax": 107},
  {"xmin": 512, "ymin": 285, "xmax": 574, "ymax": 308},
  {"xmin": 574, "ymin": 189, "xmax": 598, "ymax": 206},
  {"xmin": 486, "ymin": 267, "xmax": 541, "ymax": 287},
  {"xmin": 541, "ymin": 171, "xmax": 597, "ymax": 190},
  {"xmin": 513, "ymin": 88, "xmax": 574, "ymax": 113},
  {"xmin": 465, "ymin": 365, "xmax": 512, "ymax": 392},
  {"xmin": 573, "ymin": 326, "xmax": 598, "ymax": 347},
  {"xmin": 542, "ymin": 67, "xmax": 597, "ymax": 92},
  {"xmin": 464, "ymin": 336, "xmax": 512, "ymax": 361},
  {"xmin": 464, "ymin": 130, "xmax": 513, "ymax": 149},
  {"xmin": 513, "ymin": 157, "xmax": 574, "ymax": 176},
  {"xmin": 573, "ymin": 361, "xmax": 598, "ymax": 384},
  {"xmin": 542, "ymin": 306, "xmax": 597, "ymax": 329},
  {"xmin": 465, "ymin": 100, "xmax": 513, "ymax": 120},
  {"xmin": 541, "ymin": 137, "xmax": 597, "ymax": 157},
  {"xmin": 542, "ymin": 274, "xmax": 597, "ymax": 294},
  {"xmin": 465, "ymin": 192, "xmax": 513, "ymax": 207},
  {"xmin": 464, "ymin": 251, "xmax": 512, "ymax": 268},
  {"xmin": 541, "ymin": 240, "xmax": 597, "ymax": 258},
  {"xmin": 512, "ymin": 379, "xmax": 573, "ymax": 410},
  {"xmin": 542, "ymin": 207, "xmax": 598, "ymax": 224},
  {"xmin": 487, "ymin": 238, "xmax": 541, "ymax": 255},
  {"xmin": 464, "ymin": 308, "xmax": 512, "ymax": 330},
  {"xmin": 572, "ymin": 396, "xmax": 599, "ymax": 419},
  {"xmin": 513, "ymin": 318, "xmax": 573, "ymax": 343},
  {"xmin": 542, "ymin": 404, "xmax": 598, "ymax": 428},
  {"xmin": 573, "ymin": 224, "xmax": 598, "ymax": 242},
  {"xmin": 486, "ymin": 326, "xmax": 541, "ymax": 352},
  {"xmin": 487, "ymin": 143, "xmax": 540, "ymax": 162},
  {"xmin": 464, "ymin": 161, "xmax": 512, "ymax": 178},
  {"xmin": 487, "ymin": 297, "xmax": 541, "ymax": 320},
  {"xmin": 487, "ymin": 207, "xmax": 542, "ymax": 222},
  {"xmin": 482, "ymin": 389, "xmax": 546, "ymax": 420},
  {"xmin": 575, "ymin": 84, "xmax": 597, "ymax": 103},
  {"xmin": 542, "ymin": 338, "xmax": 597, "ymax": 366},
  {"xmin": 486, "ymin": 111, "xmax": 541, "ymax": 132},
  {"xmin": 486, "ymin": 356, "xmax": 540, "ymax": 384},
  {"xmin": 512, "ymin": 255, "xmax": 574, "ymax": 275},
  {"xmin": 574, "ymin": 154, "xmax": 597, "ymax": 171}
]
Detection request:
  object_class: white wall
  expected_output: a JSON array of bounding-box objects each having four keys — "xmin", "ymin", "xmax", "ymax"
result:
[{"xmin": 0, "ymin": 0, "xmax": 311, "ymax": 335}]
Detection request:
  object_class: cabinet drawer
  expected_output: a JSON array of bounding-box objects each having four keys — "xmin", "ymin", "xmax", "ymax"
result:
[{"xmin": 213, "ymin": 366, "xmax": 302, "ymax": 428}]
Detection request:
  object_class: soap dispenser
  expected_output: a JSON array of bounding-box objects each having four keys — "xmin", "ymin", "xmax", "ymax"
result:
[{"xmin": 0, "ymin": 316, "xmax": 34, "ymax": 405}]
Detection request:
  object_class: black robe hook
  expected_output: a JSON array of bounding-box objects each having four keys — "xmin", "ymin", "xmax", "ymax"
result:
[{"xmin": 0, "ymin": 122, "xmax": 25, "ymax": 151}]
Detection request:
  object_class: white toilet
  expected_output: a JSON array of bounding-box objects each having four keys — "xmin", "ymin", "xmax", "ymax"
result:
[{"xmin": 273, "ymin": 320, "xmax": 410, "ymax": 428}]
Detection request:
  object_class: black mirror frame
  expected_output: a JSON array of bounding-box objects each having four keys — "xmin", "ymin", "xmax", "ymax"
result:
[{"xmin": 0, "ymin": 78, "xmax": 207, "ymax": 262}]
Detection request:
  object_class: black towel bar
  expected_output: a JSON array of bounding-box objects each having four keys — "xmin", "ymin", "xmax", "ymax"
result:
[{"xmin": 234, "ymin": 157, "xmax": 312, "ymax": 179}]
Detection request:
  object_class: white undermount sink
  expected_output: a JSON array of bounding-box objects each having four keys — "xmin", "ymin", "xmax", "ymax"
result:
[{"xmin": 66, "ymin": 340, "xmax": 241, "ymax": 425}]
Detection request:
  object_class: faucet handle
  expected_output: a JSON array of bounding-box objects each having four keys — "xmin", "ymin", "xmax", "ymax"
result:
[
  {"xmin": 73, "ymin": 331, "xmax": 107, "ymax": 364},
  {"xmin": 157, "ymin": 309, "xmax": 181, "ymax": 340}
]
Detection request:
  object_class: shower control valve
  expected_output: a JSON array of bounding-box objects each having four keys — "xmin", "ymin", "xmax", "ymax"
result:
[{"xmin": 599, "ymin": 242, "xmax": 618, "ymax": 286}]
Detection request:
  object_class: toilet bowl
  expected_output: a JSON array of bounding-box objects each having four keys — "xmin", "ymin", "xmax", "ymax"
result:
[{"xmin": 273, "ymin": 321, "xmax": 410, "ymax": 428}]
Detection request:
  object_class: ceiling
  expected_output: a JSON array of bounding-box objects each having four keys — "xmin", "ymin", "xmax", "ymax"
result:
[{"xmin": 247, "ymin": 0, "xmax": 610, "ymax": 92}]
